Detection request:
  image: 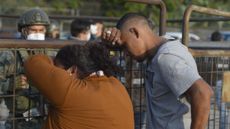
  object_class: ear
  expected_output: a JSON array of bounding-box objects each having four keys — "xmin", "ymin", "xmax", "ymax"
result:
[
  {"xmin": 129, "ymin": 28, "xmax": 139, "ymax": 38},
  {"xmin": 21, "ymin": 28, "xmax": 28, "ymax": 37}
]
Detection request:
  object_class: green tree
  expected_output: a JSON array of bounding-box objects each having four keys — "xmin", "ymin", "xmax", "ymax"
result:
[
  {"xmin": 0, "ymin": 0, "xmax": 80, "ymax": 15},
  {"xmin": 46, "ymin": 0, "xmax": 80, "ymax": 11},
  {"xmin": 100, "ymin": 0, "xmax": 230, "ymax": 29},
  {"xmin": 0, "ymin": 0, "xmax": 36, "ymax": 14}
]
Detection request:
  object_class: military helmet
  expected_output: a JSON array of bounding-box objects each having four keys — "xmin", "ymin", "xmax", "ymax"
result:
[{"xmin": 18, "ymin": 8, "xmax": 50, "ymax": 32}]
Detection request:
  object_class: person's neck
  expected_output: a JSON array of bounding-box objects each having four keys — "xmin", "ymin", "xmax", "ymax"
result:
[{"xmin": 147, "ymin": 36, "xmax": 167, "ymax": 60}]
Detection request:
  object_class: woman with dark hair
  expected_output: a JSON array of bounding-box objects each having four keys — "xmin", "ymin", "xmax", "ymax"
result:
[{"xmin": 24, "ymin": 42, "xmax": 134, "ymax": 129}]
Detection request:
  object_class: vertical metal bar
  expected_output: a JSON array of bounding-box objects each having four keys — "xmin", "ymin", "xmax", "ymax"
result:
[
  {"xmin": 0, "ymin": 14, "xmax": 120, "ymax": 22},
  {"xmin": 13, "ymin": 49, "xmax": 17, "ymax": 129},
  {"xmin": 211, "ymin": 57, "xmax": 215, "ymax": 129},
  {"xmin": 182, "ymin": 5, "xmax": 230, "ymax": 46}
]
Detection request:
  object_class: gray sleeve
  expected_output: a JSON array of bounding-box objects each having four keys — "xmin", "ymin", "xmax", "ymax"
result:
[{"xmin": 157, "ymin": 53, "xmax": 201, "ymax": 98}]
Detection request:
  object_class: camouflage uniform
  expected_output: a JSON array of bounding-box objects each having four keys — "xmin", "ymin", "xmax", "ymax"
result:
[
  {"xmin": 14, "ymin": 8, "xmax": 51, "ymax": 129},
  {"xmin": 0, "ymin": 51, "xmax": 15, "ymax": 129},
  {"xmin": 0, "ymin": 51, "xmax": 15, "ymax": 94}
]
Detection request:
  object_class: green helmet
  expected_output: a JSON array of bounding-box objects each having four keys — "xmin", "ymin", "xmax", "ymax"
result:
[{"xmin": 18, "ymin": 8, "xmax": 50, "ymax": 32}]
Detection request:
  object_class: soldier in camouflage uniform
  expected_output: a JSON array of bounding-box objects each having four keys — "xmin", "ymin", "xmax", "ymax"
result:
[
  {"xmin": 18, "ymin": 8, "xmax": 50, "ymax": 40},
  {"xmin": 15, "ymin": 8, "xmax": 51, "ymax": 129},
  {"xmin": 0, "ymin": 8, "xmax": 51, "ymax": 129},
  {"xmin": 0, "ymin": 51, "xmax": 15, "ymax": 95},
  {"xmin": 0, "ymin": 50, "xmax": 15, "ymax": 129},
  {"xmin": 18, "ymin": 8, "xmax": 57, "ymax": 57}
]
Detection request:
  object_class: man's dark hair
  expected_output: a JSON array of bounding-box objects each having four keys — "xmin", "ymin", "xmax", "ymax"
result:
[
  {"xmin": 116, "ymin": 12, "xmax": 154, "ymax": 30},
  {"xmin": 211, "ymin": 31, "xmax": 222, "ymax": 41},
  {"xmin": 70, "ymin": 19, "xmax": 91, "ymax": 37},
  {"xmin": 55, "ymin": 42, "xmax": 121, "ymax": 79}
]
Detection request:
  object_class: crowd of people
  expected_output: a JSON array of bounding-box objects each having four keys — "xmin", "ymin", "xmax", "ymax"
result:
[{"xmin": 0, "ymin": 7, "xmax": 215, "ymax": 129}]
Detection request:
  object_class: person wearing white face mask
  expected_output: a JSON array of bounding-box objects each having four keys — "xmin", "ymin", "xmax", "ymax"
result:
[
  {"xmin": 90, "ymin": 21, "xmax": 104, "ymax": 41},
  {"xmin": 16, "ymin": 7, "xmax": 51, "ymax": 74},
  {"xmin": 69, "ymin": 19, "xmax": 91, "ymax": 42},
  {"xmin": 16, "ymin": 8, "xmax": 51, "ymax": 60},
  {"xmin": 13, "ymin": 8, "xmax": 51, "ymax": 128},
  {"xmin": 18, "ymin": 8, "xmax": 50, "ymax": 41}
]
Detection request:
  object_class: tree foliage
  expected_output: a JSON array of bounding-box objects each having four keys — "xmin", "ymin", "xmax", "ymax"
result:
[
  {"xmin": 46, "ymin": 0, "xmax": 80, "ymax": 11},
  {"xmin": 0, "ymin": 0, "xmax": 80, "ymax": 14},
  {"xmin": 100, "ymin": 0, "xmax": 230, "ymax": 28},
  {"xmin": 1, "ymin": 0, "xmax": 229, "ymax": 24}
]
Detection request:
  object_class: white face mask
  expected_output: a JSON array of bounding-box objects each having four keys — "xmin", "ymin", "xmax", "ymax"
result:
[
  {"xmin": 90, "ymin": 25, "xmax": 98, "ymax": 35},
  {"xmin": 27, "ymin": 33, "xmax": 45, "ymax": 40},
  {"xmin": 86, "ymin": 32, "xmax": 91, "ymax": 41}
]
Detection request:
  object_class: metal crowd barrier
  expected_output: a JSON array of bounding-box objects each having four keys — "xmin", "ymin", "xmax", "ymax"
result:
[
  {"xmin": 0, "ymin": 39, "xmax": 146, "ymax": 129},
  {"xmin": 181, "ymin": 5, "xmax": 230, "ymax": 129},
  {"xmin": 191, "ymin": 49, "xmax": 230, "ymax": 129},
  {"xmin": 0, "ymin": 1, "xmax": 166, "ymax": 128},
  {"xmin": 0, "ymin": 39, "xmax": 229, "ymax": 129},
  {"xmin": 0, "ymin": 1, "xmax": 230, "ymax": 129},
  {"xmin": 182, "ymin": 5, "xmax": 230, "ymax": 46}
]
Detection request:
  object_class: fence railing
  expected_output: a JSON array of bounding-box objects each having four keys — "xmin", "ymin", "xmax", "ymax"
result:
[
  {"xmin": 0, "ymin": 39, "xmax": 229, "ymax": 129},
  {"xmin": 192, "ymin": 52, "xmax": 230, "ymax": 129},
  {"xmin": 182, "ymin": 5, "xmax": 230, "ymax": 46},
  {"xmin": 0, "ymin": 0, "xmax": 230, "ymax": 129}
]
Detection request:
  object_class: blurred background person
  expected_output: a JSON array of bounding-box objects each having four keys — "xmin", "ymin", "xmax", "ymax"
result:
[
  {"xmin": 69, "ymin": 19, "xmax": 91, "ymax": 42},
  {"xmin": 46, "ymin": 20, "xmax": 60, "ymax": 39},
  {"xmin": 90, "ymin": 21, "xmax": 104, "ymax": 40},
  {"xmin": 211, "ymin": 30, "xmax": 223, "ymax": 41}
]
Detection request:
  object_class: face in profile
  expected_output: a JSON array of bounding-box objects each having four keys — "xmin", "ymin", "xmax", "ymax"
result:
[{"xmin": 120, "ymin": 28, "xmax": 147, "ymax": 62}]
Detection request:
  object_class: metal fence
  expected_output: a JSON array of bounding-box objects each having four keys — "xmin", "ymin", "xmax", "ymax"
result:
[
  {"xmin": 0, "ymin": 40, "xmax": 229, "ymax": 129},
  {"xmin": 0, "ymin": 0, "xmax": 230, "ymax": 129},
  {"xmin": 191, "ymin": 48, "xmax": 230, "ymax": 129},
  {"xmin": 182, "ymin": 4, "xmax": 230, "ymax": 129}
]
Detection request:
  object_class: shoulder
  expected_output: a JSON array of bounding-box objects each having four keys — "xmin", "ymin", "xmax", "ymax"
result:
[
  {"xmin": 158, "ymin": 40, "xmax": 187, "ymax": 54},
  {"xmin": 156, "ymin": 39, "xmax": 194, "ymax": 63}
]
